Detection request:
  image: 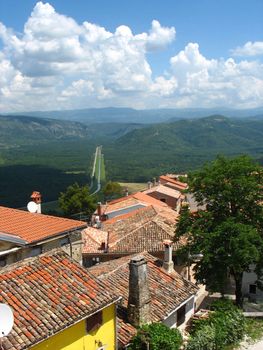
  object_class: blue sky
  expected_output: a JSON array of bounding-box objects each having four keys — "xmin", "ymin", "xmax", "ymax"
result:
[{"xmin": 0, "ymin": 0, "xmax": 263, "ymax": 111}]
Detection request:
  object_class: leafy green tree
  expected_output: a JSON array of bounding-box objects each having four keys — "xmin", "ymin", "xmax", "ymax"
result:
[
  {"xmin": 129, "ymin": 323, "xmax": 183, "ymax": 350},
  {"xmin": 103, "ymin": 181, "xmax": 123, "ymax": 200},
  {"xmin": 59, "ymin": 182, "xmax": 96, "ymax": 219},
  {"xmin": 176, "ymin": 155, "xmax": 263, "ymax": 307}
]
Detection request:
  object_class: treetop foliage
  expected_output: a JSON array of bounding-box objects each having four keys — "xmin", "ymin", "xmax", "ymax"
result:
[{"xmin": 175, "ymin": 155, "xmax": 263, "ymax": 306}]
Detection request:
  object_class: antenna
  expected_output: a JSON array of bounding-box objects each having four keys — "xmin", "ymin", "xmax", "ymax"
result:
[
  {"xmin": 0, "ymin": 304, "xmax": 14, "ymax": 338},
  {"xmin": 27, "ymin": 201, "xmax": 38, "ymax": 213}
]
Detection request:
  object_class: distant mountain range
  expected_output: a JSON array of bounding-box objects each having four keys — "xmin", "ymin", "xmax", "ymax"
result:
[{"xmin": 8, "ymin": 106, "xmax": 263, "ymax": 124}]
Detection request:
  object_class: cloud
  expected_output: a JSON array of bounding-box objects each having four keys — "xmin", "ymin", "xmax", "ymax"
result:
[
  {"xmin": 232, "ymin": 41, "xmax": 263, "ymax": 56},
  {"xmin": 168, "ymin": 43, "xmax": 263, "ymax": 108},
  {"xmin": 0, "ymin": 1, "xmax": 263, "ymax": 112}
]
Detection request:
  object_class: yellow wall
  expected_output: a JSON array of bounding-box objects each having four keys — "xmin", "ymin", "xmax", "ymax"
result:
[{"xmin": 30, "ymin": 303, "xmax": 116, "ymax": 350}]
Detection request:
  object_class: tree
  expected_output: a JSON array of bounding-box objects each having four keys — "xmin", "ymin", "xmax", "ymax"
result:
[
  {"xmin": 103, "ymin": 181, "xmax": 123, "ymax": 200},
  {"xmin": 59, "ymin": 183, "xmax": 96, "ymax": 219},
  {"xmin": 129, "ymin": 323, "xmax": 183, "ymax": 350},
  {"xmin": 176, "ymin": 155, "xmax": 263, "ymax": 307}
]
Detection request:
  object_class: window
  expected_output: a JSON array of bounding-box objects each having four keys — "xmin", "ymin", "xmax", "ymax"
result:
[
  {"xmin": 29, "ymin": 246, "xmax": 42, "ymax": 257},
  {"xmin": 177, "ymin": 304, "xmax": 186, "ymax": 326},
  {"xmin": 249, "ymin": 284, "xmax": 257, "ymax": 294},
  {"xmin": 86, "ymin": 311, "xmax": 103, "ymax": 333},
  {"xmin": 0, "ymin": 256, "xmax": 7, "ymax": 267},
  {"xmin": 60, "ymin": 236, "xmax": 70, "ymax": 247}
]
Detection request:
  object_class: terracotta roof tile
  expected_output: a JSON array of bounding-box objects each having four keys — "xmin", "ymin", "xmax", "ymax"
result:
[
  {"xmin": 143, "ymin": 184, "xmax": 182, "ymax": 199},
  {"xmin": 159, "ymin": 175, "xmax": 188, "ymax": 190},
  {"xmin": 98, "ymin": 192, "xmax": 169, "ymax": 217},
  {"xmin": 89, "ymin": 252, "xmax": 198, "ymax": 347},
  {"xmin": 83, "ymin": 205, "xmax": 182, "ymax": 255},
  {"xmin": 0, "ymin": 249, "xmax": 119, "ymax": 350},
  {"xmin": 0, "ymin": 206, "xmax": 87, "ymax": 244}
]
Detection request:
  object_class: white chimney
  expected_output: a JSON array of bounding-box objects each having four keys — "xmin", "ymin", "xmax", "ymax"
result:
[
  {"xmin": 31, "ymin": 191, "xmax": 42, "ymax": 214},
  {"xmin": 163, "ymin": 240, "xmax": 174, "ymax": 273}
]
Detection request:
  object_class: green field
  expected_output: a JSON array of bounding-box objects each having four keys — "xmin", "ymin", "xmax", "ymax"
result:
[{"xmin": 118, "ymin": 182, "xmax": 146, "ymax": 193}]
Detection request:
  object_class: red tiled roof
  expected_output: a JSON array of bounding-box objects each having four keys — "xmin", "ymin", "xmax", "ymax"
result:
[
  {"xmin": 159, "ymin": 175, "xmax": 188, "ymax": 190},
  {"xmin": 98, "ymin": 192, "xmax": 169, "ymax": 217},
  {"xmin": 0, "ymin": 249, "xmax": 119, "ymax": 350},
  {"xmin": 143, "ymin": 184, "xmax": 182, "ymax": 199},
  {"xmin": 0, "ymin": 206, "xmax": 87, "ymax": 244},
  {"xmin": 83, "ymin": 205, "xmax": 181, "ymax": 255},
  {"xmin": 89, "ymin": 252, "xmax": 198, "ymax": 347}
]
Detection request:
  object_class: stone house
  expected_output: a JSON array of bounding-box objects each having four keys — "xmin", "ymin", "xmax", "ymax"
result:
[{"xmin": 89, "ymin": 244, "xmax": 199, "ymax": 349}]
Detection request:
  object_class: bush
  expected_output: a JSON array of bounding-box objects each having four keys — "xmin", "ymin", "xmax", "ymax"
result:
[
  {"xmin": 187, "ymin": 299, "xmax": 245, "ymax": 350},
  {"xmin": 129, "ymin": 323, "xmax": 183, "ymax": 350},
  {"xmin": 187, "ymin": 324, "xmax": 216, "ymax": 350}
]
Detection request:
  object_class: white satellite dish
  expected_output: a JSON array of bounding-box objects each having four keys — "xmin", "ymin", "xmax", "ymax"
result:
[
  {"xmin": 27, "ymin": 201, "xmax": 38, "ymax": 213},
  {"xmin": 0, "ymin": 304, "xmax": 14, "ymax": 337}
]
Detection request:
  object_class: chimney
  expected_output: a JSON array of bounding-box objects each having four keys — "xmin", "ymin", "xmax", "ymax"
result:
[
  {"xmin": 31, "ymin": 191, "xmax": 42, "ymax": 214},
  {"xmin": 163, "ymin": 240, "xmax": 174, "ymax": 273},
  {"xmin": 124, "ymin": 187, "xmax": 129, "ymax": 197},
  {"xmin": 147, "ymin": 181, "xmax": 152, "ymax": 189},
  {"xmin": 153, "ymin": 177, "xmax": 157, "ymax": 186},
  {"xmin": 97, "ymin": 202, "xmax": 102, "ymax": 218},
  {"xmin": 127, "ymin": 256, "xmax": 151, "ymax": 327}
]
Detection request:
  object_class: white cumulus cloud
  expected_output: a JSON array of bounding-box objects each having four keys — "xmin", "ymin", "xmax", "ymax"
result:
[
  {"xmin": 232, "ymin": 41, "xmax": 263, "ymax": 56},
  {"xmin": 0, "ymin": 1, "xmax": 263, "ymax": 112}
]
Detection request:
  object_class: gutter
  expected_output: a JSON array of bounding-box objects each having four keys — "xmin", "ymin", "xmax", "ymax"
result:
[{"xmin": 0, "ymin": 247, "xmax": 22, "ymax": 257}]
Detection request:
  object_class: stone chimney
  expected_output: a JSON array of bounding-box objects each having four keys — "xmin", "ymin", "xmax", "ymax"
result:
[
  {"xmin": 127, "ymin": 256, "xmax": 151, "ymax": 327},
  {"xmin": 31, "ymin": 191, "xmax": 42, "ymax": 214},
  {"xmin": 124, "ymin": 187, "xmax": 129, "ymax": 197},
  {"xmin": 153, "ymin": 177, "xmax": 157, "ymax": 186},
  {"xmin": 163, "ymin": 240, "xmax": 174, "ymax": 273}
]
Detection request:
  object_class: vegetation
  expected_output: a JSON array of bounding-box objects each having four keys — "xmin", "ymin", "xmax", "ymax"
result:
[
  {"xmin": 1, "ymin": 113, "xmax": 263, "ymax": 207},
  {"xmin": 129, "ymin": 323, "xmax": 183, "ymax": 350},
  {"xmin": 176, "ymin": 155, "xmax": 263, "ymax": 307},
  {"xmin": 58, "ymin": 183, "xmax": 96, "ymax": 219},
  {"xmin": 187, "ymin": 299, "xmax": 246, "ymax": 350},
  {"xmin": 105, "ymin": 116, "xmax": 263, "ymax": 182},
  {"xmin": 102, "ymin": 181, "xmax": 123, "ymax": 200}
]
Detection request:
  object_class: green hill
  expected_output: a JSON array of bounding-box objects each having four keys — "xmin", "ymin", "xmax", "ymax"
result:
[{"xmin": 105, "ymin": 115, "xmax": 263, "ymax": 181}]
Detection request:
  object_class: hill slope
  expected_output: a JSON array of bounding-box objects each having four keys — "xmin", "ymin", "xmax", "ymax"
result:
[{"xmin": 105, "ymin": 116, "xmax": 263, "ymax": 181}]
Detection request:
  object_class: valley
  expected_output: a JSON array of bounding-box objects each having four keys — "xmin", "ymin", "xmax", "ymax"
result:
[{"xmin": 0, "ymin": 111, "xmax": 262, "ymax": 208}]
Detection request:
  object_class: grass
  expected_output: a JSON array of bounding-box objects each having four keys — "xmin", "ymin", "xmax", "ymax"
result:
[
  {"xmin": 118, "ymin": 182, "xmax": 147, "ymax": 193},
  {"xmin": 224, "ymin": 318, "xmax": 263, "ymax": 350},
  {"xmin": 245, "ymin": 318, "xmax": 263, "ymax": 342}
]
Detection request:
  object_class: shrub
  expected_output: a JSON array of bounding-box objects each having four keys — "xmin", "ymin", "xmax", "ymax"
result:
[
  {"xmin": 187, "ymin": 299, "xmax": 245, "ymax": 350},
  {"xmin": 187, "ymin": 324, "xmax": 216, "ymax": 350},
  {"xmin": 129, "ymin": 323, "xmax": 183, "ymax": 350}
]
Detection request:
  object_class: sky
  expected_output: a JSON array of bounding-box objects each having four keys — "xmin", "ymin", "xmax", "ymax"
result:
[{"xmin": 0, "ymin": 0, "xmax": 263, "ymax": 112}]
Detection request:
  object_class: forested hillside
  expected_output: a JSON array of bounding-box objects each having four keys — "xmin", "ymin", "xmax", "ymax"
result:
[
  {"xmin": 105, "ymin": 116, "xmax": 263, "ymax": 181},
  {"xmin": 0, "ymin": 114, "xmax": 262, "ymax": 207}
]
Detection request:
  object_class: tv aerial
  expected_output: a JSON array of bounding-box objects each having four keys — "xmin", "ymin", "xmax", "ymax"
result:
[
  {"xmin": 27, "ymin": 201, "xmax": 38, "ymax": 213},
  {"xmin": 0, "ymin": 304, "xmax": 14, "ymax": 349}
]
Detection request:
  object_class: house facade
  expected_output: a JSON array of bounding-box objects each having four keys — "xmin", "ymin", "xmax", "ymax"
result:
[{"xmin": 0, "ymin": 249, "xmax": 120, "ymax": 350}]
